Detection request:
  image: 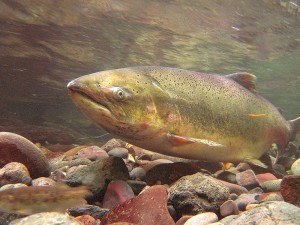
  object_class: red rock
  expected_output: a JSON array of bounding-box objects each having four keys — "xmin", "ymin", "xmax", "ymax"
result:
[
  {"xmin": 236, "ymin": 170, "xmax": 259, "ymax": 190},
  {"xmin": 218, "ymin": 180, "xmax": 248, "ymax": 195},
  {"xmin": 102, "ymin": 180, "xmax": 135, "ymax": 209},
  {"xmin": 75, "ymin": 146, "xmax": 109, "ymax": 161},
  {"xmin": 100, "ymin": 185, "xmax": 175, "ymax": 225},
  {"xmin": 0, "ymin": 132, "xmax": 50, "ymax": 178},
  {"xmin": 0, "ymin": 162, "xmax": 31, "ymax": 186},
  {"xmin": 175, "ymin": 215, "xmax": 192, "ymax": 225},
  {"xmin": 220, "ymin": 200, "xmax": 239, "ymax": 217},
  {"xmin": 280, "ymin": 175, "xmax": 300, "ymax": 207},
  {"xmin": 256, "ymin": 173, "xmax": 277, "ymax": 185},
  {"xmin": 76, "ymin": 215, "xmax": 97, "ymax": 225}
]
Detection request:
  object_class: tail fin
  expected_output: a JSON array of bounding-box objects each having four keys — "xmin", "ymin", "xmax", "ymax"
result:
[{"xmin": 289, "ymin": 117, "xmax": 300, "ymax": 141}]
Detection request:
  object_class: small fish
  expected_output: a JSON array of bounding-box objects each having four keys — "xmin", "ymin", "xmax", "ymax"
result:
[
  {"xmin": 247, "ymin": 113, "xmax": 267, "ymax": 118},
  {"xmin": 67, "ymin": 66, "xmax": 300, "ymax": 167},
  {"xmin": 0, "ymin": 185, "xmax": 89, "ymax": 215}
]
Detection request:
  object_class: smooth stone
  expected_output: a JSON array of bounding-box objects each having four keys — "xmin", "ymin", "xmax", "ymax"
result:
[
  {"xmin": 145, "ymin": 162, "xmax": 203, "ymax": 185},
  {"xmin": 234, "ymin": 193, "xmax": 258, "ymax": 211},
  {"xmin": 183, "ymin": 212, "xmax": 218, "ymax": 225},
  {"xmin": 50, "ymin": 157, "xmax": 92, "ymax": 171},
  {"xmin": 32, "ymin": 177, "xmax": 56, "ymax": 186},
  {"xmin": 260, "ymin": 179, "xmax": 282, "ymax": 192},
  {"xmin": 220, "ymin": 200, "xmax": 239, "ymax": 217},
  {"xmin": 280, "ymin": 175, "xmax": 300, "ymax": 207},
  {"xmin": 236, "ymin": 162, "xmax": 251, "ymax": 172},
  {"xmin": 291, "ymin": 158, "xmax": 300, "ymax": 175},
  {"xmin": 102, "ymin": 180, "xmax": 135, "ymax": 209},
  {"xmin": 248, "ymin": 187, "xmax": 264, "ymax": 194},
  {"xmin": 101, "ymin": 139, "xmax": 124, "ymax": 152},
  {"xmin": 218, "ymin": 201, "xmax": 300, "ymax": 225},
  {"xmin": 0, "ymin": 183, "xmax": 27, "ymax": 191},
  {"xmin": 214, "ymin": 170, "xmax": 237, "ymax": 184},
  {"xmin": 100, "ymin": 185, "xmax": 175, "ymax": 225},
  {"xmin": 142, "ymin": 159, "xmax": 173, "ymax": 172},
  {"xmin": 129, "ymin": 167, "xmax": 146, "ymax": 180},
  {"xmin": 218, "ymin": 180, "xmax": 248, "ymax": 195},
  {"xmin": 258, "ymin": 192, "xmax": 284, "ymax": 202},
  {"xmin": 108, "ymin": 147, "xmax": 129, "ymax": 159},
  {"xmin": 0, "ymin": 132, "xmax": 50, "ymax": 178},
  {"xmin": 167, "ymin": 205, "xmax": 178, "ymax": 221},
  {"xmin": 74, "ymin": 146, "xmax": 109, "ymax": 161},
  {"xmin": 0, "ymin": 162, "xmax": 31, "ymax": 186},
  {"xmin": 229, "ymin": 193, "xmax": 238, "ymax": 200},
  {"xmin": 236, "ymin": 169, "xmax": 260, "ymax": 190},
  {"xmin": 68, "ymin": 205, "xmax": 109, "ymax": 219},
  {"xmin": 9, "ymin": 212, "xmax": 82, "ymax": 225},
  {"xmin": 65, "ymin": 157, "xmax": 129, "ymax": 191},
  {"xmin": 256, "ymin": 173, "xmax": 277, "ymax": 185},
  {"xmin": 168, "ymin": 173, "xmax": 229, "ymax": 217}
]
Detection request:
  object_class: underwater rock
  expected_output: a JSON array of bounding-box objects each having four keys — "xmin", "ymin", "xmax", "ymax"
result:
[
  {"xmin": 126, "ymin": 180, "xmax": 147, "ymax": 195},
  {"xmin": 144, "ymin": 162, "xmax": 204, "ymax": 185},
  {"xmin": 68, "ymin": 205, "xmax": 109, "ymax": 219},
  {"xmin": 260, "ymin": 179, "xmax": 282, "ymax": 192},
  {"xmin": 75, "ymin": 215, "xmax": 97, "ymax": 225},
  {"xmin": 0, "ymin": 183, "xmax": 27, "ymax": 191},
  {"xmin": 108, "ymin": 148, "xmax": 129, "ymax": 159},
  {"xmin": 234, "ymin": 193, "xmax": 258, "ymax": 211},
  {"xmin": 257, "ymin": 192, "xmax": 284, "ymax": 202},
  {"xmin": 168, "ymin": 172, "xmax": 229, "ymax": 217},
  {"xmin": 129, "ymin": 167, "xmax": 146, "ymax": 180},
  {"xmin": 73, "ymin": 146, "xmax": 109, "ymax": 161},
  {"xmin": 142, "ymin": 159, "xmax": 174, "ymax": 172},
  {"xmin": 101, "ymin": 139, "xmax": 124, "ymax": 152},
  {"xmin": 183, "ymin": 212, "xmax": 218, "ymax": 225},
  {"xmin": 0, "ymin": 162, "xmax": 31, "ymax": 186},
  {"xmin": 291, "ymin": 158, "xmax": 300, "ymax": 175},
  {"xmin": 0, "ymin": 212, "xmax": 24, "ymax": 225},
  {"xmin": 9, "ymin": 212, "xmax": 83, "ymax": 225},
  {"xmin": 256, "ymin": 173, "xmax": 277, "ymax": 185},
  {"xmin": 214, "ymin": 170, "xmax": 237, "ymax": 184},
  {"xmin": 65, "ymin": 156, "xmax": 129, "ymax": 191},
  {"xmin": 236, "ymin": 162, "xmax": 251, "ymax": 172},
  {"xmin": 236, "ymin": 169, "xmax": 260, "ymax": 190},
  {"xmin": 100, "ymin": 185, "xmax": 175, "ymax": 225},
  {"xmin": 32, "ymin": 177, "xmax": 56, "ymax": 186},
  {"xmin": 220, "ymin": 200, "xmax": 239, "ymax": 217},
  {"xmin": 102, "ymin": 180, "xmax": 135, "ymax": 209},
  {"xmin": 281, "ymin": 175, "xmax": 300, "ymax": 207},
  {"xmin": 217, "ymin": 180, "xmax": 248, "ymax": 196},
  {"xmin": 0, "ymin": 132, "xmax": 50, "ymax": 178},
  {"xmin": 218, "ymin": 201, "xmax": 300, "ymax": 225}
]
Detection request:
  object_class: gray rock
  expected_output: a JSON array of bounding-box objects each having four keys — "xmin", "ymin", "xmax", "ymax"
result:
[
  {"xmin": 261, "ymin": 179, "xmax": 282, "ymax": 192},
  {"xmin": 168, "ymin": 172, "xmax": 229, "ymax": 217},
  {"xmin": 291, "ymin": 158, "xmax": 300, "ymax": 175},
  {"xmin": 218, "ymin": 201, "xmax": 300, "ymax": 225},
  {"xmin": 32, "ymin": 177, "xmax": 56, "ymax": 186},
  {"xmin": 108, "ymin": 147, "xmax": 129, "ymax": 159},
  {"xmin": 0, "ymin": 212, "xmax": 24, "ymax": 225},
  {"xmin": 65, "ymin": 156, "xmax": 129, "ymax": 191},
  {"xmin": 0, "ymin": 183, "xmax": 27, "ymax": 191},
  {"xmin": 9, "ymin": 212, "xmax": 82, "ymax": 225}
]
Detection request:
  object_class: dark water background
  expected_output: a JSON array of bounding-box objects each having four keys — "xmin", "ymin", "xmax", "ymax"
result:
[{"xmin": 0, "ymin": 0, "xmax": 299, "ymax": 145}]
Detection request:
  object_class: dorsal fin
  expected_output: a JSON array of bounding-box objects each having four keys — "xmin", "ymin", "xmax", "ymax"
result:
[{"xmin": 225, "ymin": 72, "xmax": 257, "ymax": 93}]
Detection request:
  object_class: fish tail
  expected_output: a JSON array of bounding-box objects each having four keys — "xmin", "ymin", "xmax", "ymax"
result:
[{"xmin": 288, "ymin": 116, "xmax": 300, "ymax": 141}]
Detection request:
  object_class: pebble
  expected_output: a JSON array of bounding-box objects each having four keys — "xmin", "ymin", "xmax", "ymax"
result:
[
  {"xmin": 101, "ymin": 139, "xmax": 124, "ymax": 152},
  {"xmin": 9, "ymin": 212, "xmax": 82, "ymax": 225},
  {"xmin": 74, "ymin": 146, "xmax": 109, "ymax": 161},
  {"xmin": 175, "ymin": 215, "xmax": 192, "ymax": 225},
  {"xmin": 236, "ymin": 162, "xmax": 251, "ymax": 172},
  {"xmin": 291, "ymin": 158, "xmax": 300, "ymax": 175},
  {"xmin": 260, "ymin": 179, "xmax": 282, "ymax": 192},
  {"xmin": 102, "ymin": 180, "xmax": 135, "ymax": 209},
  {"xmin": 129, "ymin": 167, "xmax": 146, "ymax": 180},
  {"xmin": 234, "ymin": 193, "xmax": 258, "ymax": 211},
  {"xmin": 32, "ymin": 177, "xmax": 56, "ymax": 186},
  {"xmin": 258, "ymin": 192, "xmax": 284, "ymax": 202},
  {"xmin": 0, "ymin": 162, "xmax": 32, "ymax": 186},
  {"xmin": 100, "ymin": 185, "xmax": 175, "ymax": 225},
  {"xmin": 68, "ymin": 205, "xmax": 109, "ymax": 219},
  {"xmin": 218, "ymin": 180, "xmax": 248, "ymax": 195},
  {"xmin": 75, "ymin": 215, "xmax": 97, "ymax": 225},
  {"xmin": 183, "ymin": 212, "xmax": 218, "ymax": 225},
  {"xmin": 236, "ymin": 169, "xmax": 259, "ymax": 190},
  {"xmin": 49, "ymin": 169, "xmax": 66, "ymax": 182},
  {"xmin": 168, "ymin": 173, "xmax": 229, "ymax": 217},
  {"xmin": 220, "ymin": 200, "xmax": 239, "ymax": 217},
  {"xmin": 65, "ymin": 156, "xmax": 129, "ymax": 191},
  {"xmin": 0, "ymin": 183, "xmax": 27, "ymax": 191},
  {"xmin": 142, "ymin": 159, "xmax": 173, "ymax": 172},
  {"xmin": 108, "ymin": 147, "xmax": 129, "ymax": 159},
  {"xmin": 248, "ymin": 187, "xmax": 264, "ymax": 194},
  {"xmin": 280, "ymin": 175, "xmax": 300, "ymax": 207},
  {"xmin": 126, "ymin": 180, "xmax": 147, "ymax": 195},
  {"xmin": 256, "ymin": 173, "xmax": 277, "ymax": 184},
  {"xmin": 0, "ymin": 132, "xmax": 50, "ymax": 178},
  {"xmin": 218, "ymin": 201, "xmax": 300, "ymax": 225},
  {"xmin": 214, "ymin": 170, "xmax": 237, "ymax": 184}
]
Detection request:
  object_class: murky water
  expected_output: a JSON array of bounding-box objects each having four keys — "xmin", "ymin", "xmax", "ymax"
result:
[{"xmin": 0, "ymin": 0, "xmax": 299, "ymax": 144}]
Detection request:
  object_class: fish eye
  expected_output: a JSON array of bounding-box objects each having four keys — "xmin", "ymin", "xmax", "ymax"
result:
[{"xmin": 112, "ymin": 87, "xmax": 126, "ymax": 100}]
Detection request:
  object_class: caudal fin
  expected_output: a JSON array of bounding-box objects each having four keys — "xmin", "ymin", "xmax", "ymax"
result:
[{"xmin": 289, "ymin": 117, "xmax": 300, "ymax": 141}]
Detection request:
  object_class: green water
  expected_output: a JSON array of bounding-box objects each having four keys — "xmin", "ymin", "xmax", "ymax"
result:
[{"xmin": 0, "ymin": 0, "xmax": 299, "ymax": 144}]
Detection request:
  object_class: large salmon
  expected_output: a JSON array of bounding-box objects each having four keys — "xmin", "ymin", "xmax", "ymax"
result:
[{"xmin": 67, "ymin": 66, "xmax": 300, "ymax": 166}]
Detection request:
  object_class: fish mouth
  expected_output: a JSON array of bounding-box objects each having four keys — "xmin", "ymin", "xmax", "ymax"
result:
[{"xmin": 67, "ymin": 81, "xmax": 111, "ymax": 114}]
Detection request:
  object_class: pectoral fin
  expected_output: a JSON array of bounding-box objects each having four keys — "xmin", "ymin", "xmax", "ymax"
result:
[
  {"xmin": 246, "ymin": 158, "xmax": 268, "ymax": 169},
  {"xmin": 167, "ymin": 133, "xmax": 225, "ymax": 147}
]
